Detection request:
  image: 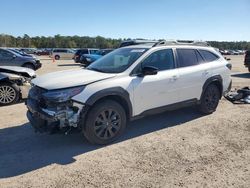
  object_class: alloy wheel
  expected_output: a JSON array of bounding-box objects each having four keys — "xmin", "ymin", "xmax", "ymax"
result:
[
  {"xmin": 94, "ymin": 109, "xmax": 121, "ymax": 140},
  {"xmin": 0, "ymin": 85, "xmax": 17, "ymax": 104},
  {"xmin": 204, "ymin": 87, "xmax": 219, "ymax": 111}
]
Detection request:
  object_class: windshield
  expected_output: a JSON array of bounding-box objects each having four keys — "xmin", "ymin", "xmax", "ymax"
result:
[
  {"xmin": 7, "ymin": 49, "xmax": 22, "ymax": 57},
  {"xmin": 87, "ymin": 48, "xmax": 148, "ymax": 73}
]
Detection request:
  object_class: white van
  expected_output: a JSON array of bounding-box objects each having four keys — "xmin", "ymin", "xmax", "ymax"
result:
[{"xmin": 51, "ymin": 49, "xmax": 75, "ymax": 60}]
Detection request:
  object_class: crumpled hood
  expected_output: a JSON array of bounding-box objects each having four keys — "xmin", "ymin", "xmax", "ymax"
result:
[
  {"xmin": 32, "ymin": 68, "xmax": 116, "ymax": 90},
  {"xmin": 0, "ymin": 66, "xmax": 36, "ymax": 77}
]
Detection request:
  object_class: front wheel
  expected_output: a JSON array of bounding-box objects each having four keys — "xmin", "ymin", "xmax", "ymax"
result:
[
  {"xmin": 0, "ymin": 83, "xmax": 20, "ymax": 105},
  {"xmin": 83, "ymin": 100, "xmax": 127, "ymax": 145},
  {"xmin": 198, "ymin": 84, "xmax": 220, "ymax": 114}
]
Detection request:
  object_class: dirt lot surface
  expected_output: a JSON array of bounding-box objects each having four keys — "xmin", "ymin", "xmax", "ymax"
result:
[{"xmin": 0, "ymin": 55, "xmax": 249, "ymax": 188}]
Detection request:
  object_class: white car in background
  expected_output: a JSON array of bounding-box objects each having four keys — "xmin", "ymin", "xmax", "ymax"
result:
[{"xmin": 50, "ymin": 48, "xmax": 75, "ymax": 60}]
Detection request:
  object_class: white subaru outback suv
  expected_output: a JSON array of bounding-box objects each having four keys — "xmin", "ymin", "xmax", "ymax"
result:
[{"xmin": 26, "ymin": 41, "xmax": 232, "ymax": 144}]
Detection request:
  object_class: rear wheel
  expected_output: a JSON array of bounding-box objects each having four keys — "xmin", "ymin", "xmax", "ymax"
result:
[
  {"xmin": 198, "ymin": 84, "xmax": 220, "ymax": 114},
  {"xmin": 83, "ymin": 100, "xmax": 127, "ymax": 145},
  {"xmin": 0, "ymin": 83, "xmax": 20, "ymax": 105},
  {"xmin": 55, "ymin": 55, "xmax": 60, "ymax": 60}
]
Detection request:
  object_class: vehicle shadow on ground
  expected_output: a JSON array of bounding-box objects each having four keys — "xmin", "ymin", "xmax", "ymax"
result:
[
  {"xmin": 231, "ymin": 73, "xmax": 250, "ymax": 79},
  {"xmin": 0, "ymin": 107, "xmax": 203, "ymax": 178}
]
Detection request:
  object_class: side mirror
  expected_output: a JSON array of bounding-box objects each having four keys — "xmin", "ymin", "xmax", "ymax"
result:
[
  {"xmin": 12, "ymin": 55, "xmax": 17, "ymax": 59},
  {"xmin": 224, "ymin": 57, "xmax": 231, "ymax": 61},
  {"xmin": 140, "ymin": 66, "xmax": 158, "ymax": 76}
]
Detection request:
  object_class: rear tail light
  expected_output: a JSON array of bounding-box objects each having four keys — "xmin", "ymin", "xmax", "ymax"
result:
[{"xmin": 226, "ymin": 63, "xmax": 232, "ymax": 70}]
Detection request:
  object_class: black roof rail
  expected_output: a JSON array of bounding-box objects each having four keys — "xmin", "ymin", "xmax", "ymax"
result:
[
  {"xmin": 152, "ymin": 40, "xmax": 209, "ymax": 47},
  {"xmin": 119, "ymin": 39, "xmax": 159, "ymax": 48}
]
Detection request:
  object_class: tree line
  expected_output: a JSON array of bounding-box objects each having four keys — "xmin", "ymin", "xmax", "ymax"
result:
[{"xmin": 0, "ymin": 34, "xmax": 250, "ymax": 50}]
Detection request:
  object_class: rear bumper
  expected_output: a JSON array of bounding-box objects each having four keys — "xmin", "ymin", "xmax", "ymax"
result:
[
  {"xmin": 223, "ymin": 80, "xmax": 232, "ymax": 95},
  {"xmin": 74, "ymin": 57, "xmax": 81, "ymax": 63}
]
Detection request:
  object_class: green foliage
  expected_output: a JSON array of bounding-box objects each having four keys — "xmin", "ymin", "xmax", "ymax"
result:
[{"xmin": 0, "ymin": 34, "xmax": 249, "ymax": 50}]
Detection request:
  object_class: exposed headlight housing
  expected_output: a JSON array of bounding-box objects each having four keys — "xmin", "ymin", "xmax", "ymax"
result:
[{"xmin": 42, "ymin": 86, "xmax": 84, "ymax": 103}]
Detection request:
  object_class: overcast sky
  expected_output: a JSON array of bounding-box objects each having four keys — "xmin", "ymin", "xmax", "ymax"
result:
[{"xmin": 1, "ymin": 0, "xmax": 250, "ymax": 41}]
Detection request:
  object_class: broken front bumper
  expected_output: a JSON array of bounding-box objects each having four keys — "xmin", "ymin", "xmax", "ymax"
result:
[{"xmin": 26, "ymin": 98, "xmax": 84, "ymax": 133}]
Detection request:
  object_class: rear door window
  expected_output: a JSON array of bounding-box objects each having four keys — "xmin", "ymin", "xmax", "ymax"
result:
[
  {"xmin": 142, "ymin": 49, "xmax": 175, "ymax": 71},
  {"xmin": 199, "ymin": 50, "xmax": 219, "ymax": 62},
  {"xmin": 176, "ymin": 49, "xmax": 199, "ymax": 68}
]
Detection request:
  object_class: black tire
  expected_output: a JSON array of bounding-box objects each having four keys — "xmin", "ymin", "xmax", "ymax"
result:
[
  {"xmin": 23, "ymin": 63, "xmax": 35, "ymax": 70},
  {"xmin": 0, "ymin": 82, "xmax": 20, "ymax": 105},
  {"xmin": 248, "ymin": 67, "xmax": 250, "ymax": 72},
  {"xmin": 55, "ymin": 55, "xmax": 60, "ymax": 60},
  {"xmin": 83, "ymin": 100, "xmax": 127, "ymax": 145},
  {"xmin": 198, "ymin": 84, "xmax": 221, "ymax": 114}
]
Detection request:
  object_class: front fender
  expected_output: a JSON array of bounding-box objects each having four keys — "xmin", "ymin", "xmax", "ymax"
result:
[{"xmin": 85, "ymin": 87, "xmax": 133, "ymax": 118}]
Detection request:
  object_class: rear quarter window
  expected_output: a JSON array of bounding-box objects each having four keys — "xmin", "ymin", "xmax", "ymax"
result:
[{"xmin": 199, "ymin": 50, "xmax": 219, "ymax": 62}]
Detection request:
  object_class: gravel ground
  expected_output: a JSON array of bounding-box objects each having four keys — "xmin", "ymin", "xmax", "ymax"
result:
[{"xmin": 0, "ymin": 55, "xmax": 249, "ymax": 188}]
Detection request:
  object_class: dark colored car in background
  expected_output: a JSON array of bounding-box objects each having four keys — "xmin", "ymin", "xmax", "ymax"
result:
[
  {"xmin": 0, "ymin": 48, "xmax": 42, "ymax": 70},
  {"xmin": 20, "ymin": 48, "xmax": 37, "ymax": 54},
  {"xmin": 74, "ymin": 48, "xmax": 99, "ymax": 63},
  {"xmin": 79, "ymin": 49, "xmax": 113, "ymax": 66},
  {"xmin": 244, "ymin": 50, "xmax": 250, "ymax": 72},
  {"xmin": 9, "ymin": 49, "xmax": 35, "ymax": 58},
  {"xmin": 35, "ymin": 49, "xmax": 51, "ymax": 56}
]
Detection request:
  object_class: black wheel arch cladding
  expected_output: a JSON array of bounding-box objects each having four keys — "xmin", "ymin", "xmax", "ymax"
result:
[
  {"xmin": 202, "ymin": 75, "xmax": 223, "ymax": 99},
  {"xmin": 85, "ymin": 87, "xmax": 133, "ymax": 119}
]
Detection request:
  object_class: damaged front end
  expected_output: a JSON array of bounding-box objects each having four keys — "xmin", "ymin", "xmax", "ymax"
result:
[
  {"xmin": 0, "ymin": 66, "xmax": 36, "ymax": 99},
  {"xmin": 26, "ymin": 86, "xmax": 85, "ymax": 134}
]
